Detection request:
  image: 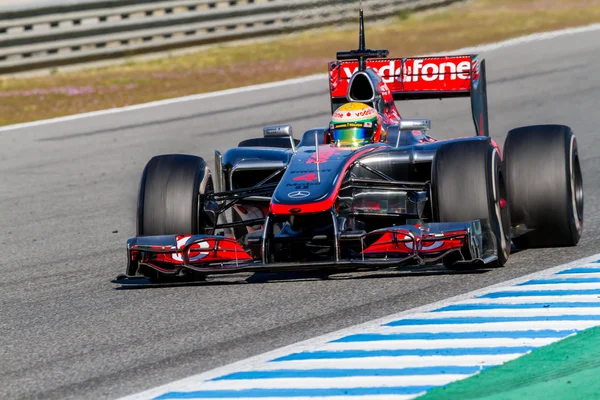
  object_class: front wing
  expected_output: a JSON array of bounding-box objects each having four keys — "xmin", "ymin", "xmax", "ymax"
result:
[{"xmin": 115, "ymin": 220, "xmax": 497, "ymax": 284}]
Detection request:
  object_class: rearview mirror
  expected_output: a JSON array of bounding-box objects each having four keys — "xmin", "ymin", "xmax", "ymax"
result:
[
  {"xmin": 399, "ymin": 119, "xmax": 431, "ymax": 131},
  {"xmin": 263, "ymin": 125, "xmax": 296, "ymax": 153},
  {"xmin": 263, "ymin": 125, "xmax": 293, "ymax": 138}
]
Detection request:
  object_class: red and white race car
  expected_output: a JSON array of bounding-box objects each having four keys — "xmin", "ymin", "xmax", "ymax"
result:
[{"xmin": 114, "ymin": 9, "xmax": 583, "ymax": 285}]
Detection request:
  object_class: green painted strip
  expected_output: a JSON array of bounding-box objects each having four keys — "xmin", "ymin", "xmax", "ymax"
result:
[{"xmin": 417, "ymin": 326, "xmax": 600, "ymax": 400}]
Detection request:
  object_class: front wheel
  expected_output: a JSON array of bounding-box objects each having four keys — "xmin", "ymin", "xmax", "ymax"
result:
[
  {"xmin": 432, "ymin": 139, "xmax": 511, "ymax": 269},
  {"xmin": 137, "ymin": 154, "xmax": 214, "ymax": 237},
  {"xmin": 131, "ymin": 154, "xmax": 214, "ymax": 280}
]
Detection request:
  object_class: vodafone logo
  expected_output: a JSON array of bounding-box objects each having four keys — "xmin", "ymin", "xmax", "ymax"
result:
[
  {"xmin": 342, "ymin": 59, "xmax": 471, "ymax": 84},
  {"xmin": 332, "ymin": 102, "xmax": 377, "ymax": 122},
  {"xmin": 354, "ymin": 109, "xmax": 376, "ymax": 117}
]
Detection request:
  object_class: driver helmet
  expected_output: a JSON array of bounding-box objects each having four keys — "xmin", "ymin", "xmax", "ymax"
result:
[{"xmin": 330, "ymin": 102, "xmax": 382, "ymax": 147}]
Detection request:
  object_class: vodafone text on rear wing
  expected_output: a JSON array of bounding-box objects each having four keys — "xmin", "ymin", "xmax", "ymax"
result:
[{"xmin": 328, "ymin": 55, "xmax": 489, "ymax": 136}]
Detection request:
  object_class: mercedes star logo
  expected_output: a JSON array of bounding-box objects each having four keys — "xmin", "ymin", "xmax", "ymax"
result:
[{"xmin": 288, "ymin": 190, "xmax": 311, "ymax": 199}]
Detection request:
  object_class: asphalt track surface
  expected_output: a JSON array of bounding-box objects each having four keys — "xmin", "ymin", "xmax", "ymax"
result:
[{"xmin": 1, "ymin": 30, "xmax": 600, "ymax": 400}]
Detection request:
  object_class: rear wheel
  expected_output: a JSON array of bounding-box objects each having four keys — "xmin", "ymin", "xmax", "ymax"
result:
[
  {"xmin": 137, "ymin": 154, "xmax": 214, "ymax": 236},
  {"xmin": 504, "ymin": 125, "xmax": 583, "ymax": 248},
  {"xmin": 432, "ymin": 139, "xmax": 511, "ymax": 269}
]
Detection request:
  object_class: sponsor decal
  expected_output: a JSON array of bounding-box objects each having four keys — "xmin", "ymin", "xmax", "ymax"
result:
[
  {"xmin": 171, "ymin": 236, "xmax": 210, "ymax": 262},
  {"xmin": 287, "ymin": 182, "xmax": 317, "ymax": 187},
  {"xmin": 340, "ymin": 58, "xmax": 471, "ymax": 83},
  {"xmin": 307, "ymin": 148, "xmax": 337, "ymax": 164},
  {"xmin": 332, "ymin": 122, "xmax": 368, "ymax": 129},
  {"xmin": 471, "ymin": 57, "xmax": 481, "ymax": 89},
  {"xmin": 293, "ymin": 173, "xmax": 318, "ymax": 182},
  {"xmin": 329, "ymin": 57, "xmax": 473, "ymax": 97},
  {"xmin": 287, "ymin": 182, "xmax": 320, "ymax": 188},
  {"xmin": 405, "ymin": 238, "xmax": 445, "ymax": 251},
  {"xmin": 332, "ymin": 106, "xmax": 377, "ymax": 122},
  {"xmin": 377, "ymin": 81, "xmax": 391, "ymax": 96},
  {"xmin": 337, "ymin": 102, "xmax": 370, "ymax": 111},
  {"xmin": 291, "ymin": 169, "xmax": 331, "ymax": 174},
  {"xmin": 354, "ymin": 109, "xmax": 376, "ymax": 117},
  {"xmin": 288, "ymin": 190, "xmax": 311, "ymax": 199}
]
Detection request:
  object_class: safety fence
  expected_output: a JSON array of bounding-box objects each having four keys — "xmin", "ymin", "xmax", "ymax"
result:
[{"xmin": 0, "ymin": 0, "xmax": 464, "ymax": 73}]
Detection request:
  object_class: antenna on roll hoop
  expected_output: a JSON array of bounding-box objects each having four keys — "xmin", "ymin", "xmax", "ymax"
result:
[
  {"xmin": 336, "ymin": 0, "xmax": 389, "ymax": 72},
  {"xmin": 358, "ymin": 1, "xmax": 366, "ymax": 70},
  {"xmin": 358, "ymin": 1, "xmax": 365, "ymax": 48}
]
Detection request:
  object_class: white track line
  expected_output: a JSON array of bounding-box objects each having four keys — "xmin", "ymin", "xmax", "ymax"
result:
[
  {"xmin": 488, "ymin": 283, "xmax": 600, "ymax": 291},
  {"xmin": 416, "ymin": 309, "xmax": 600, "ymax": 318},
  {"xmin": 320, "ymin": 338, "xmax": 556, "ymax": 351},
  {"xmin": 553, "ymin": 273, "xmax": 600, "ymax": 278},
  {"xmin": 367, "ymin": 320, "xmax": 600, "ymax": 333},
  {"xmin": 197, "ymin": 375, "xmax": 470, "ymax": 390},
  {"xmin": 245, "ymin": 355, "xmax": 517, "ymax": 371},
  {"xmin": 458, "ymin": 295, "xmax": 600, "ymax": 304},
  {"xmin": 429, "ymin": 23, "xmax": 600, "ymax": 55},
  {"xmin": 2, "ymin": 23, "xmax": 600, "ymax": 134}
]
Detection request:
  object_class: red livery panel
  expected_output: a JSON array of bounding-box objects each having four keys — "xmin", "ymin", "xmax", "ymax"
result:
[
  {"xmin": 363, "ymin": 230, "xmax": 468, "ymax": 255},
  {"xmin": 133, "ymin": 235, "xmax": 253, "ymax": 267},
  {"xmin": 329, "ymin": 55, "xmax": 476, "ymax": 98}
]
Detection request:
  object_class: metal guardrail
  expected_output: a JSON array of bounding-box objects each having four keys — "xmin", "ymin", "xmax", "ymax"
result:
[{"xmin": 0, "ymin": 0, "xmax": 463, "ymax": 74}]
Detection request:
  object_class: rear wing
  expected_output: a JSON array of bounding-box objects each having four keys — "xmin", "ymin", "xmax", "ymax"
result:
[{"xmin": 329, "ymin": 55, "xmax": 489, "ymax": 136}]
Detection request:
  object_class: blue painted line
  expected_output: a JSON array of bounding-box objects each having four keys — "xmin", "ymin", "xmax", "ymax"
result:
[
  {"xmin": 333, "ymin": 330, "xmax": 576, "ymax": 342},
  {"xmin": 385, "ymin": 315, "xmax": 600, "ymax": 326},
  {"xmin": 519, "ymin": 278, "xmax": 600, "ymax": 285},
  {"xmin": 154, "ymin": 386, "xmax": 434, "ymax": 399},
  {"xmin": 557, "ymin": 268, "xmax": 600, "ymax": 274},
  {"xmin": 212, "ymin": 366, "xmax": 485, "ymax": 381},
  {"xmin": 480, "ymin": 289, "xmax": 600, "ymax": 298},
  {"xmin": 271, "ymin": 347, "xmax": 536, "ymax": 362},
  {"xmin": 434, "ymin": 302, "xmax": 600, "ymax": 312}
]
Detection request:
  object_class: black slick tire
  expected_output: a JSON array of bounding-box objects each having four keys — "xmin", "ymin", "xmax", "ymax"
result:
[
  {"xmin": 432, "ymin": 138, "xmax": 511, "ymax": 269},
  {"xmin": 504, "ymin": 125, "xmax": 583, "ymax": 248},
  {"xmin": 137, "ymin": 154, "xmax": 213, "ymax": 236}
]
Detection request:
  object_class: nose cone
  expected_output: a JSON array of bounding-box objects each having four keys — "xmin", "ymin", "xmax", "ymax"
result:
[{"xmin": 270, "ymin": 146, "xmax": 352, "ymax": 215}]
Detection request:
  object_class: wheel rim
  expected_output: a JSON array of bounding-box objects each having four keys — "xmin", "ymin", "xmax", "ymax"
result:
[
  {"xmin": 492, "ymin": 148, "xmax": 510, "ymax": 262},
  {"xmin": 571, "ymin": 141, "xmax": 584, "ymax": 235},
  {"xmin": 498, "ymin": 169, "xmax": 511, "ymax": 255}
]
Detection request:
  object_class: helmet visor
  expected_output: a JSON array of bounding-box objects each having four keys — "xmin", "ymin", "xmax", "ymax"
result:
[
  {"xmin": 333, "ymin": 127, "xmax": 369, "ymax": 144},
  {"xmin": 331, "ymin": 122, "xmax": 373, "ymax": 146}
]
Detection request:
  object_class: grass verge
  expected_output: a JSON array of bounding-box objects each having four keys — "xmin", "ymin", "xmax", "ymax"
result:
[
  {"xmin": 0, "ymin": 0, "xmax": 599, "ymax": 126},
  {"xmin": 417, "ymin": 326, "xmax": 600, "ymax": 400}
]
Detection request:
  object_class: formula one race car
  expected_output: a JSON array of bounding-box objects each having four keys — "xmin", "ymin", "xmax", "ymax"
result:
[{"xmin": 114, "ymin": 9, "xmax": 583, "ymax": 285}]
